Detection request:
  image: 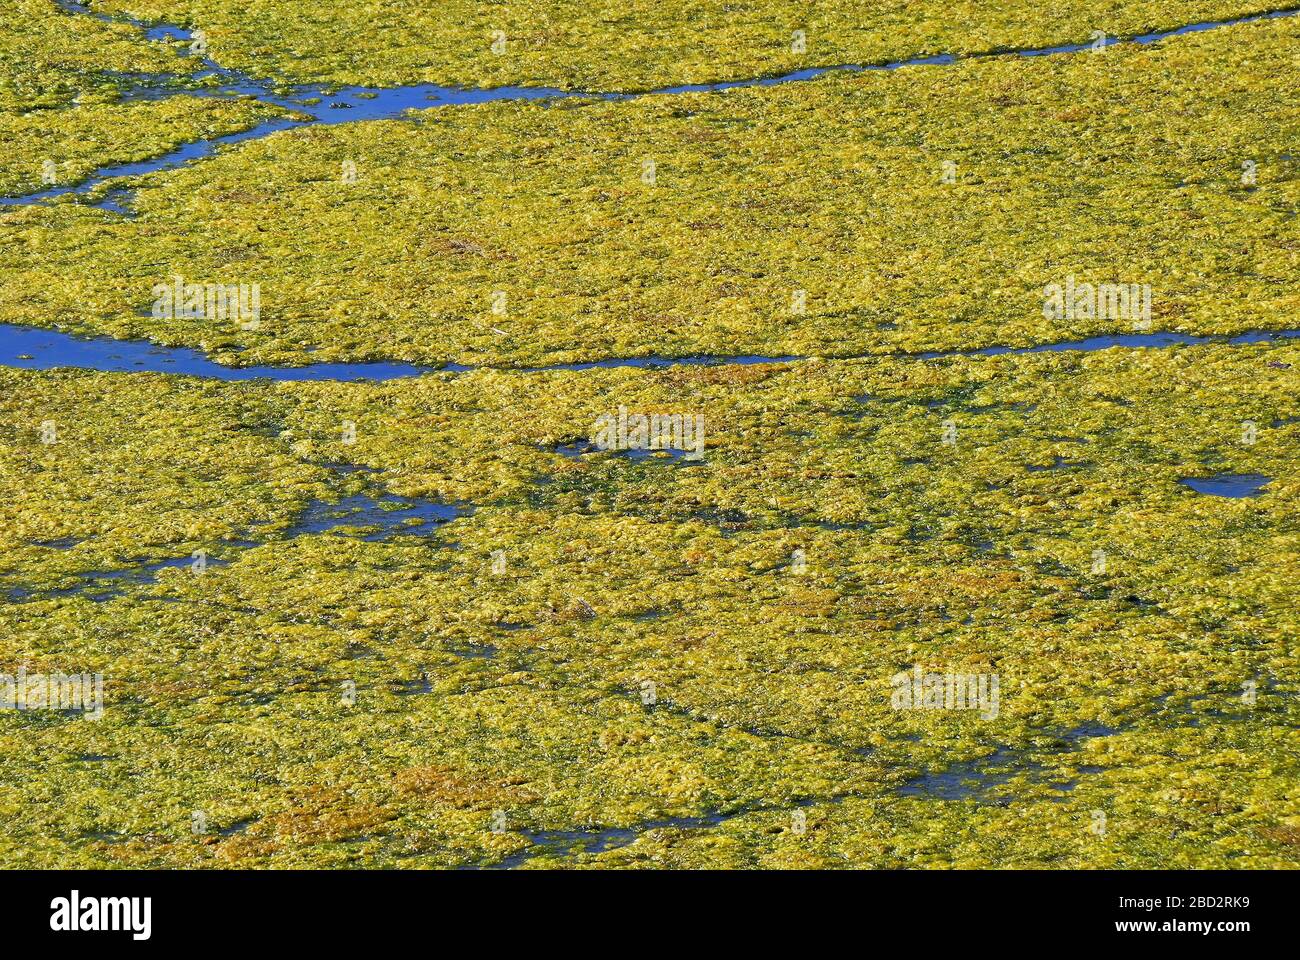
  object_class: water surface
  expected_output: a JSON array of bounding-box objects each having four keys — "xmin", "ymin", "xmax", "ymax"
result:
[
  {"xmin": 1178, "ymin": 473, "xmax": 1272, "ymax": 497},
  {"xmin": 4, "ymin": 322, "xmax": 1297, "ymax": 381}
]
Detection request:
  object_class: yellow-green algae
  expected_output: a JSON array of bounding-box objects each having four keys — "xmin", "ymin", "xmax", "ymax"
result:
[
  {"xmin": 94, "ymin": 0, "xmax": 1293, "ymax": 92},
  {"xmin": 0, "ymin": 1, "xmax": 294, "ymax": 197},
  {"xmin": 1, "ymin": 338, "xmax": 1296, "ymax": 867},
  {"xmin": 2, "ymin": 14, "xmax": 1297, "ymax": 364},
  {"xmin": 1, "ymin": 0, "xmax": 177, "ymax": 112},
  {"xmin": 1, "ymin": 2, "xmax": 1297, "ymax": 870},
  {"xmin": 0, "ymin": 95, "xmax": 291, "ymax": 197}
]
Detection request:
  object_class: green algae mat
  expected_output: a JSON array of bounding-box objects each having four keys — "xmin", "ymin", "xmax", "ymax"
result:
[{"xmin": 0, "ymin": 0, "xmax": 1297, "ymax": 869}]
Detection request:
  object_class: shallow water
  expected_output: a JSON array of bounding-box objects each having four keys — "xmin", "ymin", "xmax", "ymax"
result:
[
  {"xmin": 9, "ymin": 118, "xmax": 304, "ymax": 210},
  {"xmin": 3, "ymin": 322, "xmax": 1298, "ymax": 381},
  {"xmin": 896, "ymin": 722, "xmax": 1118, "ymax": 802},
  {"xmin": 926, "ymin": 329, "xmax": 1300, "ymax": 358},
  {"xmin": 286, "ymin": 493, "xmax": 465, "ymax": 540},
  {"xmin": 533, "ymin": 353, "xmax": 800, "ymax": 372},
  {"xmin": 1178, "ymin": 473, "xmax": 1272, "ymax": 497},
  {"xmin": 5, "ymin": 549, "xmax": 236, "ymax": 602},
  {"xmin": 1025, "ymin": 455, "xmax": 1090, "ymax": 472},
  {"xmin": 494, "ymin": 717, "xmax": 1121, "ymax": 864},
  {"xmin": 555, "ymin": 440, "xmax": 704, "ymax": 463},
  {"xmin": 0, "ymin": 322, "xmax": 440, "ymax": 380}
]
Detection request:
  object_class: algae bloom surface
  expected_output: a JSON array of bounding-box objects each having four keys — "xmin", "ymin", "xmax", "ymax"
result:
[{"xmin": 0, "ymin": 0, "xmax": 1296, "ymax": 870}]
